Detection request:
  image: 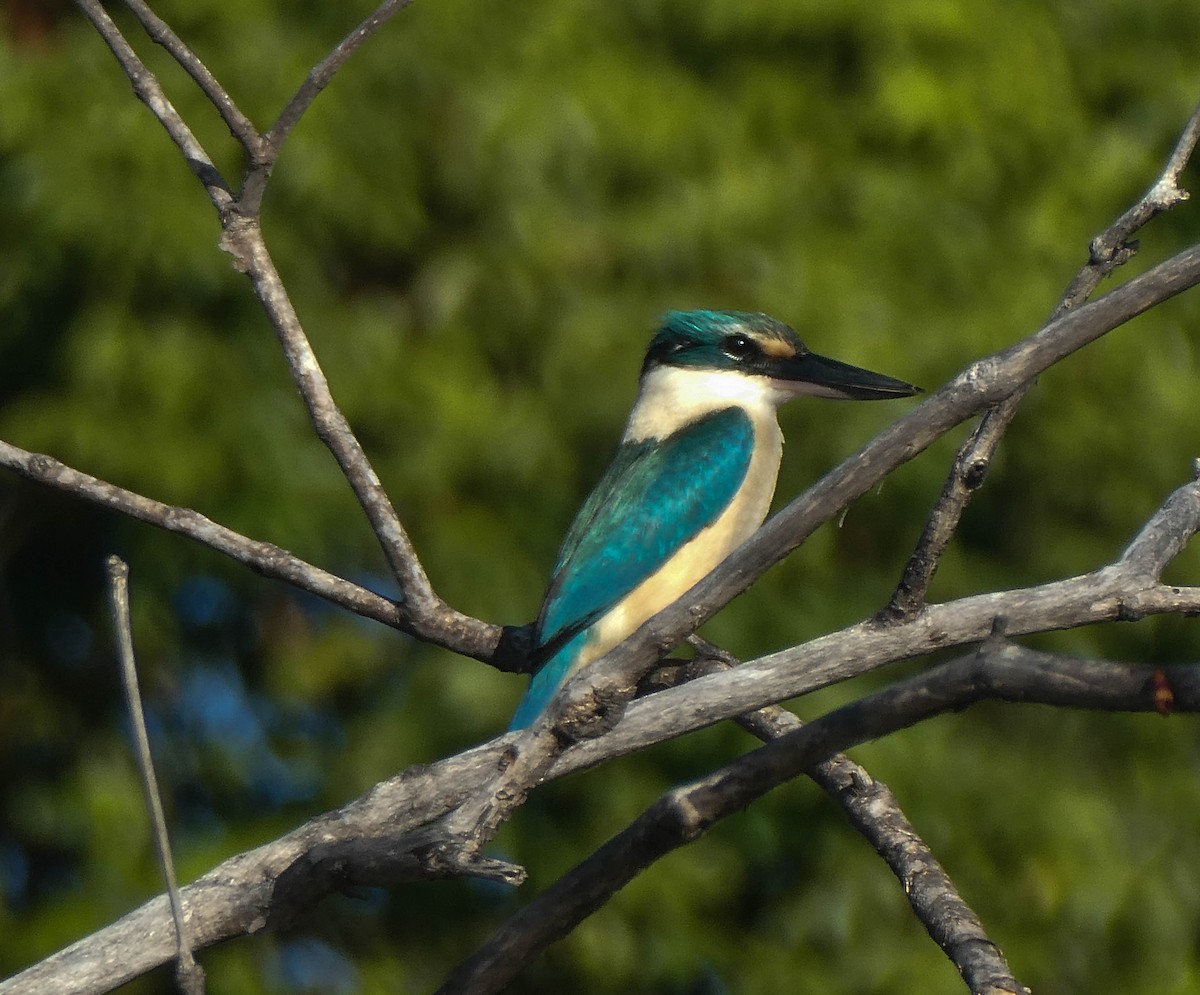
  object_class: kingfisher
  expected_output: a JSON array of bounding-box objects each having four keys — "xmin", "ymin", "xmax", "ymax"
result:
[{"xmin": 510, "ymin": 310, "xmax": 919, "ymax": 729}]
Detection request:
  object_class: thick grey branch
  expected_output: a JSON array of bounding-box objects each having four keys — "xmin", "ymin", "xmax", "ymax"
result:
[
  {"xmin": 442, "ymin": 649, "xmax": 1024, "ymax": 995},
  {"xmin": 6, "ymin": 562, "xmax": 1197, "ymax": 995},
  {"xmin": 438, "ymin": 643, "xmax": 1198, "ymax": 995},
  {"xmin": 0, "ymin": 740, "xmax": 511, "ymax": 995},
  {"xmin": 69, "ymin": 465, "xmax": 1199, "ymax": 992}
]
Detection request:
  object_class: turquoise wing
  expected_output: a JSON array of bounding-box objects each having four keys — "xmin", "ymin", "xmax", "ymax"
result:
[{"xmin": 510, "ymin": 406, "xmax": 754, "ymax": 727}]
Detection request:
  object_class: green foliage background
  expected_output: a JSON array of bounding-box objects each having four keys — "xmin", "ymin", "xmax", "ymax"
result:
[{"xmin": 2, "ymin": 0, "xmax": 1200, "ymax": 991}]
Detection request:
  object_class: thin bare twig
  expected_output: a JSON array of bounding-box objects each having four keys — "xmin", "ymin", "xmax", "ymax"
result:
[
  {"xmin": 881, "ymin": 97, "xmax": 1200, "ymax": 622},
  {"xmin": 0, "ymin": 439, "xmax": 505, "ymax": 661},
  {"xmin": 219, "ymin": 218, "xmax": 445, "ymax": 613},
  {"xmin": 242, "ymin": 0, "xmax": 420, "ymax": 213},
  {"xmin": 72, "ymin": 0, "xmax": 488, "ymax": 645},
  {"xmin": 1082, "ymin": 96, "xmax": 1200, "ymax": 273},
  {"xmin": 264, "ymin": 0, "xmax": 420, "ymax": 149},
  {"xmin": 72, "ymin": 0, "xmax": 233, "ymax": 212},
  {"xmin": 121, "ymin": 0, "xmax": 261, "ymax": 152},
  {"xmin": 106, "ymin": 556, "xmax": 206, "ymax": 995}
]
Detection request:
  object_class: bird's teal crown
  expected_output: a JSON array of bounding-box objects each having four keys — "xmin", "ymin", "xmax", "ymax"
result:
[{"xmin": 641, "ymin": 310, "xmax": 805, "ymax": 377}]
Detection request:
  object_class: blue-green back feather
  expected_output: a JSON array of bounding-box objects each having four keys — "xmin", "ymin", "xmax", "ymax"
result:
[{"xmin": 510, "ymin": 406, "xmax": 754, "ymax": 727}]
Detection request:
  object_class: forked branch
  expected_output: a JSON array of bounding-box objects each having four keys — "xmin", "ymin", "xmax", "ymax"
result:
[
  {"xmin": 438, "ymin": 639, "xmax": 1199, "ymax": 995},
  {"xmin": 882, "ymin": 97, "xmax": 1200, "ymax": 622},
  {"xmin": 67, "ymin": 0, "xmax": 487, "ymax": 643}
]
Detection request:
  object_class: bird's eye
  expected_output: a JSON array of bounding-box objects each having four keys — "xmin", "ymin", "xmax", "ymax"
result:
[{"xmin": 721, "ymin": 334, "xmax": 754, "ymax": 359}]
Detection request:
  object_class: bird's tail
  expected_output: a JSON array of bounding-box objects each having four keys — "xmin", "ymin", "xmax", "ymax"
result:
[{"xmin": 508, "ymin": 630, "xmax": 591, "ymax": 730}]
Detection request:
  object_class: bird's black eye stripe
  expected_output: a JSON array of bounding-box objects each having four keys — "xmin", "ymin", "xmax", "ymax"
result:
[{"xmin": 721, "ymin": 334, "xmax": 755, "ymax": 359}]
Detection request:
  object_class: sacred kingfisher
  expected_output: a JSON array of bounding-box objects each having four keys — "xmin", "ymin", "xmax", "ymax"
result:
[{"xmin": 510, "ymin": 310, "xmax": 919, "ymax": 729}]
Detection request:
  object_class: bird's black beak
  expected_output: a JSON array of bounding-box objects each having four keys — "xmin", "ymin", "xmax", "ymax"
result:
[{"xmin": 775, "ymin": 351, "xmax": 922, "ymax": 400}]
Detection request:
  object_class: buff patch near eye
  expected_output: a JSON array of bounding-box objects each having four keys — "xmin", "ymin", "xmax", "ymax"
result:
[{"xmin": 758, "ymin": 336, "xmax": 798, "ymax": 359}]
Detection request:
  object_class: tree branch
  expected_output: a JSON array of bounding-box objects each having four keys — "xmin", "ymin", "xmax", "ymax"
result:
[
  {"xmin": 7, "ymin": 233, "xmax": 1196, "ymax": 671},
  {"xmin": 882, "ymin": 97, "xmax": 1200, "ymax": 622},
  {"xmin": 641, "ymin": 644, "xmax": 1025, "ymax": 995},
  {"xmin": 218, "ymin": 218, "xmax": 445, "ymax": 616},
  {"xmin": 10, "ymin": 633, "xmax": 1194, "ymax": 995},
  {"xmin": 695, "ymin": 648, "xmax": 1023, "ymax": 995},
  {"xmin": 6, "ymin": 535, "xmax": 1197, "ymax": 995},
  {"xmin": 68, "ymin": 1, "xmax": 515, "ymax": 655},
  {"xmin": 71, "ymin": 0, "xmax": 233, "ymax": 212},
  {"xmin": 5, "ymin": 236, "xmax": 1197, "ymax": 986},
  {"xmin": 438, "ymin": 640, "xmax": 1199, "ymax": 994},
  {"xmin": 1083, "ymin": 96, "xmax": 1200, "ymax": 272},
  {"xmin": 0, "ymin": 439, "xmax": 512, "ymax": 659},
  {"xmin": 0, "ymin": 737, "xmax": 515, "ymax": 995},
  {"xmin": 242, "ymin": 0, "xmax": 421, "ymax": 213},
  {"xmin": 106, "ymin": 557, "xmax": 207, "ymax": 995},
  {"xmin": 263, "ymin": 0, "xmax": 420, "ymax": 153},
  {"xmin": 120, "ymin": 0, "xmax": 260, "ymax": 152}
]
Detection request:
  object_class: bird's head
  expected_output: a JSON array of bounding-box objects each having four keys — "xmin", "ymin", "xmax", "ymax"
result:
[{"xmin": 642, "ymin": 310, "xmax": 920, "ymax": 401}]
